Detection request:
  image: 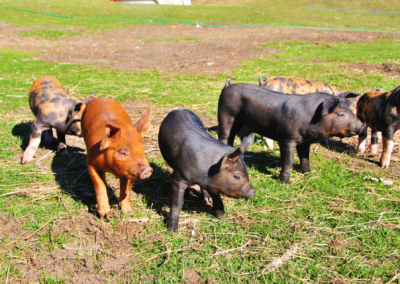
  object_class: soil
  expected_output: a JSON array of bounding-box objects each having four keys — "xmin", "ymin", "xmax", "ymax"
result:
[
  {"xmin": 0, "ymin": 22, "xmax": 397, "ymax": 76},
  {"xmin": 343, "ymin": 62, "xmax": 400, "ymax": 78}
]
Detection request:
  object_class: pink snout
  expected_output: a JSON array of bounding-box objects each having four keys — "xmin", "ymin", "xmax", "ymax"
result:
[{"xmin": 139, "ymin": 165, "xmax": 153, "ymax": 180}]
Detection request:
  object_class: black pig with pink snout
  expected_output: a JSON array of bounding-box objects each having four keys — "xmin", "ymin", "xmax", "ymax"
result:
[
  {"xmin": 218, "ymin": 82, "xmax": 365, "ymax": 184},
  {"xmin": 158, "ymin": 109, "xmax": 256, "ymax": 232}
]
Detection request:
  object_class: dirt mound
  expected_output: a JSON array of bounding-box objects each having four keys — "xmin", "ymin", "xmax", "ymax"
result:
[{"xmin": 343, "ymin": 62, "xmax": 400, "ymax": 78}]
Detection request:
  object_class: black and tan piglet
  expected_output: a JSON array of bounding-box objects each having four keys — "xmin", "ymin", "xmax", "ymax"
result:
[
  {"xmin": 259, "ymin": 75, "xmax": 340, "ymax": 95},
  {"xmin": 218, "ymin": 81, "xmax": 364, "ymax": 184},
  {"xmin": 357, "ymin": 86, "xmax": 400, "ymax": 168},
  {"xmin": 21, "ymin": 76, "xmax": 95, "ymax": 164},
  {"xmin": 158, "ymin": 109, "xmax": 256, "ymax": 232}
]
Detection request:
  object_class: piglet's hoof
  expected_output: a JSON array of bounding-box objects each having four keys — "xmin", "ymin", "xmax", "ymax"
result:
[
  {"xmin": 167, "ymin": 221, "xmax": 179, "ymax": 233},
  {"xmin": 98, "ymin": 210, "xmax": 111, "ymax": 219},
  {"xmin": 369, "ymin": 144, "xmax": 378, "ymax": 155},
  {"xmin": 202, "ymin": 190, "xmax": 213, "ymax": 205},
  {"xmin": 380, "ymin": 152, "xmax": 392, "ymax": 169},
  {"xmin": 214, "ymin": 210, "xmax": 225, "ymax": 220},
  {"xmin": 119, "ymin": 204, "xmax": 133, "ymax": 214}
]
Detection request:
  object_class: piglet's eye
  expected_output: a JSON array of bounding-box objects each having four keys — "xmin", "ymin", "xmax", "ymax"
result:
[
  {"xmin": 233, "ymin": 174, "xmax": 240, "ymax": 180},
  {"xmin": 337, "ymin": 113, "xmax": 345, "ymax": 117},
  {"xmin": 118, "ymin": 149, "xmax": 129, "ymax": 157}
]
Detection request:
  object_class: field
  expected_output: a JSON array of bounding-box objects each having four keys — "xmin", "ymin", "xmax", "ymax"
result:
[{"xmin": 0, "ymin": 0, "xmax": 400, "ymax": 283}]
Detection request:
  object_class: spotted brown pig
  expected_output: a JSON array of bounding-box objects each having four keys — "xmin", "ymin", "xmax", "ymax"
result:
[
  {"xmin": 357, "ymin": 86, "xmax": 400, "ymax": 168},
  {"xmin": 259, "ymin": 75, "xmax": 340, "ymax": 95},
  {"xmin": 21, "ymin": 76, "xmax": 96, "ymax": 164}
]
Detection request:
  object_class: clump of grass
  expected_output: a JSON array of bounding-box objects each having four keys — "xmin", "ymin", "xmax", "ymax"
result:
[{"xmin": 18, "ymin": 29, "xmax": 81, "ymax": 40}]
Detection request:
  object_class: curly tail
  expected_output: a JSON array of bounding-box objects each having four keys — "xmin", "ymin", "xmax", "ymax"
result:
[
  {"xmin": 224, "ymin": 78, "xmax": 232, "ymax": 88},
  {"xmin": 259, "ymin": 76, "xmax": 268, "ymax": 87}
]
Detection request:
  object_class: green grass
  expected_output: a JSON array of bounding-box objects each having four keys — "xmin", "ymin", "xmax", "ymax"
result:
[
  {"xmin": 17, "ymin": 28, "xmax": 81, "ymax": 40},
  {"xmin": 1, "ymin": 0, "xmax": 400, "ymax": 31},
  {"xmin": 1, "ymin": 1, "xmax": 400, "ymax": 282}
]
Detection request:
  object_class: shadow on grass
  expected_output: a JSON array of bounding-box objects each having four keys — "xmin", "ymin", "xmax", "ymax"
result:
[
  {"xmin": 319, "ymin": 138, "xmax": 381, "ymax": 166},
  {"xmin": 131, "ymin": 163, "xmax": 216, "ymax": 221},
  {"xmin": 13, "ymin": 122, "xmax": 57, "ymax": 153},
  {"xmin": 319, "ymin": 139, "xmax": 355, "ymax": 154}
]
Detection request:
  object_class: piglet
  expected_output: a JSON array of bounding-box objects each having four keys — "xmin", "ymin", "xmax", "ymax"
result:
[
  {"xmin": 82, "ymin": 98, "xmax": 153, "ymax": 217},
  {"xmin": 22, "ymin": 76, "xmax": 95, "ymax": 164},
  {"xmin": 357, "ymin": 86, "xmax": 400, "ymax": 168},
  {"xmin": 259, "ymin": 75, "xmax": 340, "ymax": 95},
  {"xmin": 158, "ymin": 109, "xmax": 256, "ymax": 232},
  {"xmin": 218, "ymin": 82, "xmax": 364, "ymax": 184},
  {"xmin": 257, "ymin": 76, "xmax": 359, "ymax": 149}
]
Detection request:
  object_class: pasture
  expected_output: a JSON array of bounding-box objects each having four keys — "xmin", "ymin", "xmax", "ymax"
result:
[{"xmin": 0, "ymin": 0, "xmax": 399, "ymax": 283}]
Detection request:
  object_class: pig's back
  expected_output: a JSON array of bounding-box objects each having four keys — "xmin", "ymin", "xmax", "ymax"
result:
[
  {"xmin": 219, "ymin": 84, "xmax": 330, "ymax": 139},
  {"xmin": 28, "ymin": 76, "xmax": 76, "ymax": 118},
  {"xmin": 159, "ymin": 109, "xmax": 229, "ymax": 169},
  {"xmin": 82, "ymin": 98, "xmax": 133, "ymax": 146},
  {"xmin": 84, "ymin": 98, "xmax": 132, "ymax": 126},
  {"xmin": 265, "ymin": 76, "xmax": 335, "ymax": 95}
]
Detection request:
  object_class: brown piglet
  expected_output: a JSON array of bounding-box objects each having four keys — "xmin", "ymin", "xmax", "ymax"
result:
[{"xmin": 81, "ymin": 98, "xmax": 153, "ymax": 217}]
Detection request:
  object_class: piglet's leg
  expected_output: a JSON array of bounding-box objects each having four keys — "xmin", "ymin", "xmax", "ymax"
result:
[
  {"xmin": 56, "ymin": 131, "xmax": 68, "ymax": 156},
  {"xmin": 279, "ymin": 141, "xmax": 296, "ymax": 184},
  {"xmin": 44, "ymin": 129, "xmax": 53, "ymax": 143},
  {"xmin": 209, "ymin": 192, "xmax": 224, "ymax": 219},
  {"xmin": 168, "ymin": 172, "xmax": 188, "ymax": 232},
  {"xmin": 264, "ymin": 137, "xmax": 274, "ymax": 150},
  {"xmin": 21, "ymin": 119, "xmax": 48, "ymax": 164},
  {"xmin": 370, "ymin": 130, "xmax": 379, "ymax": 155},
  {"xmin": 201, "ymin": 188, "xmax": 212, "ymax": 205},
  {"xmin": 296, "ymin": 144, "xmax": 311, "ymax": 174},
  {"xmin": 357, "ymin": 125, "xmax": 368, "ymax": 154},
  {"xmin": 119, "ymin": 178, "xmax": 132, "ymax": 214},
  {"xmin": 380, "ymin": 130, "xmax": 394, "ymax": 169},
  {"xmin": 88, "ymin": 166, "xmax": 110, "ymax": 218}
]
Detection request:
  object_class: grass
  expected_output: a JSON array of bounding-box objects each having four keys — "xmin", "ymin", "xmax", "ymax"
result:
[
  {"xmin": 0, "ymin": 0, "xmax": 400, "ymax": 32},
  {"xmin": 0, "ymin": 0, "xmax": 400, "ymax": 283},
  {"xmin": 17, "ymin": 28, "xmax": 81, "ymax": 40}
]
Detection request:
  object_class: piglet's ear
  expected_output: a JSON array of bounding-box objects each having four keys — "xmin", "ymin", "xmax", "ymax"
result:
[
  {"xmin": 337, "ymin": 92, "xmax": 361, "ymax": 107},
  {"xmin": 239, "ymin": 133, "xmax": 255, "ymax": 152},
  {"xmin": 220, "ymin": 134, "xmax": 254, "ymax": 171},
  {"xmin": 68, "ymin": 102, "xmax": 84, "ymax": 119},
  {"xmin": 134, "ymin": 107, "xmax": 151, "ymax": 134},
  {"xmin": 321, "ymin": 97, "xmax": 340, "ymax": 116},
  {"xmin": 81, "ymin": 93, "xmax": 97, "ymax": 105},
  {"xmin": 220, "ymin": 146, "xmax": 242, "ymax": 171},
  {"xmin": 99, "ymin": 123, "xmax": 121, "ymax": 151},
  {"xmin": 387, "ymin": 87, "xmax": 400, "ymax": 106}
]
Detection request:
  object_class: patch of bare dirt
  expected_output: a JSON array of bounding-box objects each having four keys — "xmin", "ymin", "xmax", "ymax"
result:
[
  {"xmin": 0, "ymin": 22, "xmax": 396, "ymax": 75},
  {"xmin": 343, "ymin": 62, "xmax": 400, "ymax": 77},
  {"xmin": 184, "ymin": 268, "xmax": 203, "ymax": 284},
  {"xmin": 0, "ymin": 212, "xmax": 146, "ymax": 283}
]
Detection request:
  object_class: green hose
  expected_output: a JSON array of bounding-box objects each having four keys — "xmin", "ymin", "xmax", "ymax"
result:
[{"xmin": 1, "ymin": 6, "xmax": 399, "ymax": 33}]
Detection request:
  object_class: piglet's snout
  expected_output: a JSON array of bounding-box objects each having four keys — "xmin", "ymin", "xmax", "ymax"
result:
[
  {"xmin": 247, "ymin": 188, "xmax": 257, "ymax": 199},
  {"xmin": 356, "ymin": 122, "xmax": 366, "ymax": 135},
  {"xmin": 241, "ymin": 184, "xmax": 256, "ymax": 199},
  {"xmin": 139, "ymin": 164, "xmax": 153, "ymax": 180}
]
